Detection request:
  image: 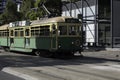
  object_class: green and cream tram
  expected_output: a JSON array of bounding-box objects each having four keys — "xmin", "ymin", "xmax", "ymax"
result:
[{"xmin": 0, "ymin": 16, "xmax": 82, "ymax": 57}]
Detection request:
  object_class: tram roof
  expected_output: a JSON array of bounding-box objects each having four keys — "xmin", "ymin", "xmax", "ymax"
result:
[
  {"xmin": 31, "ymin": 16, "xmax": 74, "ymax": 25},
  {"xmin": 0, "ymin": 16, "xmax": 79, "ymax": 29},
  {"xmin": 0, "ymin": 24, "xmax": 8, "ymax": 30}
]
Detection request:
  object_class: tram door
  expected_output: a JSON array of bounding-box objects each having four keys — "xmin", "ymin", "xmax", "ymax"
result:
[
  {"xmin": 25, "ymin": 28, "xmax": 30, "ymax": 47},
  {"xmin": 51, "ymin": 25, "xmax": 57, "ymax": 49},
  {"xmin": 10, "ymin": 29, "xmax": 14, "ymax": 47}
]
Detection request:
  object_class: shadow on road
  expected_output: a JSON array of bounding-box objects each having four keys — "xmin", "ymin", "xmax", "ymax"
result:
[{"xmin": 0, "ymin": 51, "xmax": 120, "ymax": 71}]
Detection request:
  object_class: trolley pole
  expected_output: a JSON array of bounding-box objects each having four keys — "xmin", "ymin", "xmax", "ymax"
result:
[
  {"xmin": 81, "ymin": 0, "xmax": 84, "ymax": 48},
  {"xmin": 70, "ymin": 0, "xmax": 72, "ymax": 17}
]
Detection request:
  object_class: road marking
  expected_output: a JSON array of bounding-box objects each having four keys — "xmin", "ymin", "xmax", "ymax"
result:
[
  {"xmin": 111, "ymin": 65, "xmax": 120, "ymax": 68},
  {"xmin": 2, "ymin": 67, "xmax": 38, "ymax": 80},
  {"xmin": 91, "ymin": 65, "xmax": 120, "ymax": 72}
]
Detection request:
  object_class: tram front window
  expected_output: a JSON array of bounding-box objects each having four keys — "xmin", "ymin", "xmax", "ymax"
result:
[
  {"xmin": 58, "ymin": 26, "xmax": 67, "ymax": 35},
  {"xmin": 69, "ymin": 26, "xmax": 77, "ymax": 35},
  {"xmin": 58, "ymin": 25, "xmax": 80, "ymax": 36},
  {"xmin": 69, "ymin": 26, "xmax": 80, "ymax": 36}
]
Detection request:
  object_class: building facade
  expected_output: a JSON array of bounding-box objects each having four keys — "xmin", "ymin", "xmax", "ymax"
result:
[{"xmin": 62, "ymin": 0, "xmax": 120, "ymax": 48}]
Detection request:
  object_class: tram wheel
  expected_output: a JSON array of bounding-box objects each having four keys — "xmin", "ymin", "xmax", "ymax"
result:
[
  {"xmin": 54, "ymin": 51, "xmax": 74, "ymax": 59},
  {"xmin": 40, "ymin": 51, "xmax": 53, "ymax": 58},
  {"xmin": 3, "ymin": 47, "xmax": 10, "ymax": 52},
  {"xmin": 35, "ymin": 51, "xmax": 41, "ymax": 56},
  {"xmin": 65, "ymin": 51, "xmax": 74, "ymax": 58}
]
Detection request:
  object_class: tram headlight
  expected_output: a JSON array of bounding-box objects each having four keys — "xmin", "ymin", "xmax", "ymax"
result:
[
  {"xmin": 58, "ymin": 45, "xmax": 61, "ymax": 48},
  {"xmin": 72, "ymin": 42, "xmax": 74, "ymax": 44}
]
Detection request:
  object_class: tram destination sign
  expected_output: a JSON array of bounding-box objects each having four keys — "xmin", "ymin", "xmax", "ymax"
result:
[{"xmin": 65, "ymin": 18, "xmax": 80, "ymax": 23}]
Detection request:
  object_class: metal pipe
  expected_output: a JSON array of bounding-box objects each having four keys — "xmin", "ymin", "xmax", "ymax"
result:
[
  {"xmin": 42, "ymin": 4, "xmax": 51, "ymax": 15},
  {"xmin": 95, "ymin": 0, "xmax": 98, "ymax": 46},
  {"xmin": 81, "ymin": 0, "xmax": 84, "ymax": 47},
  {"xmin": 70, "ymin": 0, "xmax": 72, "ymax": 16},
  {"xmin": 111, "ymin": 0, "xmax": 113, "ymax": 48}
]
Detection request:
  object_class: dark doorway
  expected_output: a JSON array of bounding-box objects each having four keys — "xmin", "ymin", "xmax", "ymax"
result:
[
  {"xmin": 98, "ymin": 0, "xmax": 111, "ymax": 47},
  {"xmin": 112, "ymin": 0, "xmax": 120, "ymax": 48}
]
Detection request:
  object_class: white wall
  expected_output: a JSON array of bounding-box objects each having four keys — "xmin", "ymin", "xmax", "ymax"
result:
[{"xmin": 86, "ymin": 24, "xmax": 95, "ymax": 42}]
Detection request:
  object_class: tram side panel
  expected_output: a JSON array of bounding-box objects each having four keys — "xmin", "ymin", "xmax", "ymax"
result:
[
  {"xmin": 28, "ymin": 37, "xmax": 52, "ymax": 50},
  {"xmin": 58, "ymin": 37, "xmax": 81, "ymax": 52},
  {"xmin": 0, "ymin": 37, "xmax": 9, "ymax": 47},
  {"xmin": 13, "ymin": 38, "xmax": 25, "ymax": 48}
]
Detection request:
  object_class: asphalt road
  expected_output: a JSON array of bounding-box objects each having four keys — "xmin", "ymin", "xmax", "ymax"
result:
[
  {"xmin": 0, "ymin": 50, "xmax": 120, "ymax": 80},
  {"xmin": 0, "ymin": 71, "xmax": 24, "ymax": 80}
]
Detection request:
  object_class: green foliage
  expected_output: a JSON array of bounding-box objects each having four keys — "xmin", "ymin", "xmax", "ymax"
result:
[
  {"xmin": 20, "ymin": 0, "xmax": 45, "ymax": 20},
  {"xmin": 21, "ymin": 0, "xmax": 62, "ymax": 20},
  {"xmin": 26, "ymin": 10, "xmax": 38, "ymax": 20},
  {"xmin": 0, "ymin": 0, "xmax": 63, "ymax": 25},
  {"xmin": 20, "ymin": 0, "xmax": 35, "ymax": 19},
  {"xmin": 35, "ymin": 0, "xmax": 44, "ymax": 8},
  {"xmin": 0, "ymin": 14, "xmax": 6, "ymax": 25},
  {"xmin": 0, "ymin": 0, "xmax": 21, "ymax": 25}
]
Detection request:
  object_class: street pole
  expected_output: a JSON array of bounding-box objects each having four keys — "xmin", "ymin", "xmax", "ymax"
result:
[
  {"xmin": 111, "ymin": 0, "xmax": 113, "ymax": 48},
  {"xmin": 81, "ymin": 0, "xmax": 84, "ymax": 47},
  {"xmin": 70, "ymin": 0, "xmax": 72, "ymax": 16}
]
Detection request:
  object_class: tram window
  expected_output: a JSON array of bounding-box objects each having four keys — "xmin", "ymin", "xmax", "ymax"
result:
[
  {"xmin": 0, "ymin": 31, "xmax": 2, "ymax": 37},
  {"xmin": 0, "ymin": 32, "xmax": 2, "ymax": 37},
  {"xmin": 69, "ymin": 26, "xmax": 77, "ymax": 35},
  {"xmin": 1, "ymin": 32, "xmax": 3, "ymax": 37},
  {"xmin": 40, "ymin": 29, "xmax": 44, "ymax": 35},
  {"xmin": 45, "ymin": 29, "xmax": 50, "ymax": 36},
  {"xmin": 0, "ymin": 31, "xmax": 1, "ymax": 37},
  {"xmin": 5, "ymin": 32, "xmax": 8, "ymax": 37},
  {"xmin": 31, "ymin": 26, "xmax": 50, "ymax": 37},
  {"xmin": 34, "ymin": 30, "xmax": 39, "ymax": 37},
  {"xmin": 15, "ymin": 31, "xmax": 18, "ymax": 36},
  {"xmin": 11, "ymin": 30, "xmax": 14, "ymax": 36},
  {"xmin": 25, "ymin": 29, "xmax": 29, "ymax": 36},
  {"xmin": 0, "ymin": 32, "xmax": 1, "ymax": 37},
  {"xmin": 6, "ymin": 32, "xmax": 9, "ymax": 36},
  {"xmin": 58, "ymin": 26, "xmax": 67, "ymax": 35},
  {"xmin": 40, "ymin": 26, "xmax": 50, "ymax": 36},
  {"xmin": 4, "ymin": 31, "xmax": 8, "ymax": 37},
  {"xmin": 31, "ymin": 30, "xmax": 34, "ymax": 36},
  {"xmin": 20, "ymin": 31, "xmax": 24, "ymax": 36},
  {"xmin": 1, "ymin": 32, "xmax": 4, "ymax": 37}
]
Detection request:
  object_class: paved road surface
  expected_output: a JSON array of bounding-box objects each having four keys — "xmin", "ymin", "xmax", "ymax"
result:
[
  {"xmin": 0, "ymin": 50, "xmax": 120, "ymax": 80},
  {"xmin": 0, "ymin": 71, "xmax": 24, "ymax": 80}
]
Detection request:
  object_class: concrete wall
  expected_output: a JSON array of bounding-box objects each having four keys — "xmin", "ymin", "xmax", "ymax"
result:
[{"xmin": 112, "ymin": 0, "xmax": 120, "ymax": 47}]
